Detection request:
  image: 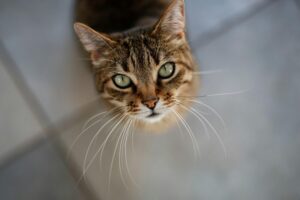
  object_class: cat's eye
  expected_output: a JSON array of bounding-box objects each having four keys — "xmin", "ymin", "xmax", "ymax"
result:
[
  {"xmin": 158, "ymin": 62, "xmax": 175, "ymax": 79},
  {"xmin": 112, "ymin": 74, "xmax": 132, "ymax": 89}
]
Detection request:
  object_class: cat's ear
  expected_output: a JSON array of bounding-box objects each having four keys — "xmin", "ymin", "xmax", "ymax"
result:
[
  {"xmin": 152, "ymin": 0, "xmax": 186, "ymax": 41},
  {"xmin": 74, "ymin": 22, "xmax": 116, "ymax": 52}
]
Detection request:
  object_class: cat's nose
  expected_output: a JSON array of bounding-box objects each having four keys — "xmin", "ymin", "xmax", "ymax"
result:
[{"xmin": 142, "ymin": 97, "xmax": 159, "ymax": 110}]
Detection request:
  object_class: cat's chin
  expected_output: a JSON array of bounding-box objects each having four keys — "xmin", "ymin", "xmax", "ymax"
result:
[
  {"xmin": 143, "ymin": 112, "xmax": 165, "ymax": 124},
  {"xmin": 132, "ymin": 111, "xmax": 179, "ymax": 133}
]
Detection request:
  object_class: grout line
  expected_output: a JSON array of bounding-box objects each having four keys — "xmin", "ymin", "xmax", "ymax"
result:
[
  {"xmin": 190, "ymin": 0, "xmax": 279, "ymax": 50},
  {"xmin": 0, "ymin": 40, "xmax": 100, "ymax": 200},
  {"xmin": 0, "ymin": 135, "xmax": 47, "ymax": 170}
]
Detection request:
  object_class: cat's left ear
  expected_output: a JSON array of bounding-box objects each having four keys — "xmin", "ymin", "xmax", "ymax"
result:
[{"xmin": 152, "ymin": 0, "xmax": 186, "ymax": 41}]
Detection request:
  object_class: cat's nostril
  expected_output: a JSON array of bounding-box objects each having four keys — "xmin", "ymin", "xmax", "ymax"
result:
[{"xmin": 142, "ymin": 97, "xmax": 159, "ymax": 110}]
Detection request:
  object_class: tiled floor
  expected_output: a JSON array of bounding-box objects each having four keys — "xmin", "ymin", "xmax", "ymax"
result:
[
  {"xmin": 0, "ymin": 57, "xmax": 43, "ymax": 163},
  {"xmin": 0, "ymin": 141, "xmax": 87, "ymax": 200},
  {"xmin": 1, "ymin": 0, "xmax": 300, "ymax": 199}
]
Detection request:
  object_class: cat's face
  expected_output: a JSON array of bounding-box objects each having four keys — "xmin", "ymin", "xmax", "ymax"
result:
[{"xmin": 75, "ymin": 0, "xmax": 198, "ymax": 129}]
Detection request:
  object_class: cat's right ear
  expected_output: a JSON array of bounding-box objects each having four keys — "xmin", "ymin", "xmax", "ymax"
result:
[{"xmin": 74, "ymin": 22, "xmax": 116, "ymax": 52}]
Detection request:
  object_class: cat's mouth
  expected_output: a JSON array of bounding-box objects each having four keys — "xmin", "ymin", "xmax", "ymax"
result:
[{"xmin": 147, "ymin": 112, "xmax": 160, "ymax": 118}]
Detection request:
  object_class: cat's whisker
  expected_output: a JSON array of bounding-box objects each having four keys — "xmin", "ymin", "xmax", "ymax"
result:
[
  {"xmin": 182, "ymin": 99, "xmax": 227, "ymax": 132},
  {"xmin": 171, "ymin": 109, "xmax": 200, "ymax": 159},
  {"xmin": 124, "ymin": 120, "xmax": 139, "ymax": 188},
  {"xmin": 119, "ymin": 120, "xmax": 132, "ymax": 190},
  {"xmin": 108, "ymin": 118, "xmax": 130, "ymax": 193},
  {"xmin": 130, "ymin": 120, "xmax": 137, "ymax": 157},
  {"xmin": 98, "ymin": 114, "xmax": 128, "ymax": 170},
  {"xmin": 76, "ymin": 113, "xmax": 121, "ymax": 186},
  {"xmin": 82, "ymin": 114, "xmax": 123, "ymax": 182},
  {"xmin": 118, "ymin": 120, "xmax": 130, "ymax": 190},
  {"xmin": 192, "ymin": 69, "xmax": 223, "ymax": 75},
  {"xmin": 82, "ymin": 111, "xmax": 107, "ymax": 131},
  {"xmin": 67, "ymin": 107, "xmax": 123, "ymax": 162},
  {"xmin": 176, "ymin": 101, "xmax": 210, "ymax": 140},
  {"xmin": 177, "ymin": 100, "xmax": 227, "ymax": 156},
  {"xmin": 177, "ymin": 89, "xmax": 249, "ymax": 98},
  {"xmin": 173, "ymin": 113, "xmax": 185, "ymax": 139},
  {"xmin": 197, "ymin": 109, "xmax": 227, "ymax": 157}
]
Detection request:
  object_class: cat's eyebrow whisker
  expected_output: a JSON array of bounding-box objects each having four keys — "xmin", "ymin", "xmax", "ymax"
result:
[
  {"xmin": 171, "ymin": 108, "xmax": 200, "ymax": 159},
  {"xmin": 192, "ymin": 69, "xmax": 223, "ymax": 75}
]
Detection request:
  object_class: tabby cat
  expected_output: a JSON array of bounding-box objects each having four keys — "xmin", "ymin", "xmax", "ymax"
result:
[{"xmin": 74, "ymin": 0, "xmax": 199, "ymax": 131}]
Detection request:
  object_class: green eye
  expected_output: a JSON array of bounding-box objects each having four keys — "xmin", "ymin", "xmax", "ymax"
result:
[
  {"xmin": 113, "ymin": 74, "xmax": 132, "ymax": 89},
  {"xmin": 158, "ymin": 62, "xmax": 175, "ymax": 79}
]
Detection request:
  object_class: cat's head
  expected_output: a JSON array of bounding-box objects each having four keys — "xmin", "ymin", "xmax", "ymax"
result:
[{"xmin": 74, "ymin": 0, "xmax": 198, "ymax": 130}]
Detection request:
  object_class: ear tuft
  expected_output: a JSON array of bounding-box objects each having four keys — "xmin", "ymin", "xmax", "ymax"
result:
[
  {"xmin": 74, "ymin": 22, "xmax": 116, "ymax": 52},
  {"xmin": 153, "ymin": 0, "xmax": 186, "ymax": 39}
]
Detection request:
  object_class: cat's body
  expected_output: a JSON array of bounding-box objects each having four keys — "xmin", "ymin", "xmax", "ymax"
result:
[
  {"xmin": 76, "ymin": 0, "xmax": 170, "ymax": 33},
  {"xmin": 74, "ymin": 0, "xmax": 199, "ymax": 131}
]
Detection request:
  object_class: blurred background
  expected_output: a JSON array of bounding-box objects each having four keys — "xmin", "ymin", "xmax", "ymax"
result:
[{"xmin": 1, "ymin": 0, "xmax": 300, "ymax": 199}]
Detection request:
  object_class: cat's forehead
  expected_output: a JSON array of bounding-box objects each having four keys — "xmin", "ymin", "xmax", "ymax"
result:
[{"xmin": 114, "ymin": 34, "xmax": 162, "ymax": 82}]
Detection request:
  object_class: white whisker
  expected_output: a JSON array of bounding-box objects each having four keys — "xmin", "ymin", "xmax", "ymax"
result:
[
  {"xmin": 82, "ymin": 111, "xmax": 107, "ymax": 131},
  {"xmin": 118, "ymin": 120, "xmax": 131, "ymax": 191},
  {"xmin": 178, "ymin": 89, "xmax": 249, "ymax": 98},
  {"xmin": 191, "ymin": 107, "xmax": 227, "ymax": 157},
  {"xmin": 192, "ymin": 69, "xmax": 223, "ymax": 75},
  {"xmin": 108, "ymin": 118, "xmax": 129, "ymax": 193},
  {"xmin": 176, "ymin": 101, "xmax": 210, "ymax": 139},
  {"xmin": 67, "ymin": 107, "xmax": 123, "ymax": 162},
  {"xmin": 123, "ymin": 120, "xmax": 139, "ymax": 188},
  {"xmin": 76, "ymin": 113, "xmax": 121, "ymax": 186},
  {"xmin": 184, "ymin": 99, "xmax": 227, "ymax": 132},
  {"xmin": 171, "ymin": 109, "xmax": 200, "ymax": 159},
  {"xmin": 98, "ymin": 114, "xmax": 128, "ymax": 170}
]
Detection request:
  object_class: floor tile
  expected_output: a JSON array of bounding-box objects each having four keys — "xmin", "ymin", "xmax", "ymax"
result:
[
  {"xmin": 0, "ymin": 60, "xmax": 43, "ymax": 163},
  {"xmin": 0, "ymin": 0, "xmax": 99, "ymax": 124},
  {"xmin": 0, "ymin": 141, "xmax": 87, "ymax": 200}
]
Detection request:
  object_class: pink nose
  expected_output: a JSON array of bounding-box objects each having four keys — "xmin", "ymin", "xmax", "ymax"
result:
[{"xmin": 142, "ymin": 97, "xmax": 159, "ymax": 110}]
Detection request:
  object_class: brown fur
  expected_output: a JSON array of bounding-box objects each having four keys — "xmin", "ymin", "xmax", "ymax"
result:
[{"xmin": 74, "ymin": 0, "xmax": 199, "ymax": 132}]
